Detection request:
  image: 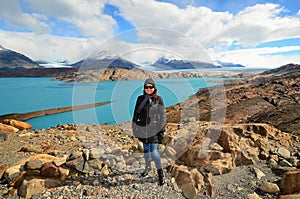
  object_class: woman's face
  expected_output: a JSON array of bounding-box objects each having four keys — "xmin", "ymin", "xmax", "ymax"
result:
[{"xmin": 144, "ymin": 84, "xmax": 155, "ymax": 95}]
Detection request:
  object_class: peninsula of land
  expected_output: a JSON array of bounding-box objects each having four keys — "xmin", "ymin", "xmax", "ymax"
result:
[{"xmin": 0, "ymin": 101, "xmax": 110, "ymax": 122}]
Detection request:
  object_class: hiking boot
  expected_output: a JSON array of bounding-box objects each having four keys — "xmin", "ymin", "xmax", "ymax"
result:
[
  {"xmin": 140, "ymin": 162, "xmax": 151, "ymax": 177},
  {"xmin": 157, "ymin": 168, "xmax": 165, "ymax": 186}
]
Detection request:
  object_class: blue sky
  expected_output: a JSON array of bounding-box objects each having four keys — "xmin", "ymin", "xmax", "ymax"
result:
[
  {"xmin": 0, "ymin": 0, "xmax": 299, "ymax": 68},
  {"xmin": 158, "ymin": 0, "xmax": 300, "ymax": 14}
]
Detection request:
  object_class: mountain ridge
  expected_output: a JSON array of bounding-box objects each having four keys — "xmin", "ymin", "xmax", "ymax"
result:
[
  {"xmin": 0, "ymin": 46, "xmax": 40, "ymax": 69},
  {"xmin": 0, "ymin": 46, "xmax": 247, "ymax": 70},
  {"xmin": 151, "ymin": 55, "xmax": 220, "ymax": 69}
]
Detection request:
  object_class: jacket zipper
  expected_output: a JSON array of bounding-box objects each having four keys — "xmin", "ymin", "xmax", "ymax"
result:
[{"xmin": 146, "ymin": 106, "xmax": 148, "ymax": 143}]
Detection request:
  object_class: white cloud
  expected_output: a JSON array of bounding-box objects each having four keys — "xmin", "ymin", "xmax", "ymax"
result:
[
  {"xmin": 0, "ymin": 30, "xmax": 99, "ymax": 62},
  {"xmin": 108, "ymin": 0, "xmax": 226, "ymax": 46},
  {"xmin": 223, "ymin": 4, "xmax": 300, "ymax": 46},
  {"xmin": 0, "ymin": 0, "xmax": 50, "ymax": 33},
  {"xmin": 0, "ymin": 0, "xmax": 117, "ymax": 38},
  {"xmin": 209, "ymin": 46, "xmax": 300, "ymax": 68},
  {"xmin": 0, "ymin": 27, "xmax": 299, "ymax": 68},
  {"xmin": 0, "ymin": 0, "xmax": 299, "ymax": 68},
  {"xmin": 109, "ymin": 1, "xmax": 300, "ymax": 48},
  {"xmin": 85, "ymin": 28, "xmax": 211, "ymax": 64}
]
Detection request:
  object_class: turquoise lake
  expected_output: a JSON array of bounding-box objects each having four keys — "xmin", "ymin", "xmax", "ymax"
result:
[{"xmin": 0, "ymin": 77, "xmax": 230, "ymax": 129}]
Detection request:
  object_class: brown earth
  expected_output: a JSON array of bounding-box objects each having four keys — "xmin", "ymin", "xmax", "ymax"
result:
[{"xmin": 166, "ymin": 63, "xmax": 300, "ymax": 134}]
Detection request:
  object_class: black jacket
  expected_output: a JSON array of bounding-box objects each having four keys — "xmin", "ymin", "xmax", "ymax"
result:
[{"xmin": 132, "ymin": 94, "xmax": 166, "ymax": 143}]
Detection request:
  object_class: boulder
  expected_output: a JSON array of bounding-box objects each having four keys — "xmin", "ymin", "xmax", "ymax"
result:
[
  {"xmin": 253, "ymin": 168, "xmax": 265, "ymax": 180},
  {"xmin": 202, "ymin": 152, "xmax": 234, "ymax": 175},
  {"xmin": 0, "ymin": 123, "xmax": 19, "ymax": 133},
  {"xmin": 25, "ymin": 160, "xmax": 43, "ymax": 170},
  {"xmin": 259, "ymin": 182, "xmax": 280, "ymax": 194},
  {"xmin": 58, "ymin": 166, "xmax": 70, "ymax": 182},
  {"xmin": 179, "ymin": 144, "xmax": 210, "ymax": 166},
  {"xmin": 179, "ymin": 145, "xmax": 234, "ymax": 175},
  {"xmin": 17, "ymin": 154, "xmax": 58, "ymax": 165},
  {"xmin": 0, "ymin": 164, "xmax": 8, "ymax": 179},
  {"xmin": 9, "ymin": 171, "xmax": 27, "ymax": 187},
  {"xmin": 40, "ymin": 162, "xmax": 59, "ymax": 177},
  {"xmin": 3, "ymin": 119, "xmax": 32, "ymax": 130},
  {"xmin": 88, "ymin": 159, "xmax": 104, "ymax": 170},
  {"xmin": 277, "ymin": 147, "xmax": 291, "ymax": 159},
  {"xmin": 216, "ymin": 123, "xmax": 292, "ymax": 166},
  {"xmin": 18, "ymin": 177, "xmax": 61, "ymax": 198},
  {"xmin": 53, "ymin": 154, "xmax": 69, "ymax": 167},
  {"xmin": 178, "ymin": 123, "xmax": 293, "ymax": 178},
  {"xmin": 279, "ymin": 194, "xmax": 300, "ymax": 199},
  {"xmin": 281, "ymin": 169, "xmax": 300, "ymax": 194},
  {"xmin": 164, "ymin": 146, "xmax": 177, "ymax": 157},
  {"xmin": 89, "ymin": 148, "xmax": 105, "ymax": 159},
  {"xmin": 4, "ymin": 164, "xmax": 23, "ymax": 182},
  {"xmin": 190, "ymin": 168, "xmax": 204, "ymax": 191},
  {"xmin": 248, "ymin": 192, "xmax": 262, "ymax": 199},
  {"xmin": 166, "ymin": 164, "xmax": 204, "ymax": 199},
  {"xmin": 206, "ymin": 183, "xmax": 216, "ymax": 198},
  {"xmin": 181, "ymin": 182, "xmax": 198, "ymax": 199},
  {"xmin": 66, "ymin": 156, "xmax": 89, "ymax": 173}
]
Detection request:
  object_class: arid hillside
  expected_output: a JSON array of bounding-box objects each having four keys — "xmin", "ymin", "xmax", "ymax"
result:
[{"xmin": 166, "ymin": 63, "xmax": 300, "ymax": 134}]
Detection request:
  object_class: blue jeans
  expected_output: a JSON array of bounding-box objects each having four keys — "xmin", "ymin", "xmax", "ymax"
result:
[{"xmin": 143, "ymin": 143, "xmax": 162, "ymax": 169}]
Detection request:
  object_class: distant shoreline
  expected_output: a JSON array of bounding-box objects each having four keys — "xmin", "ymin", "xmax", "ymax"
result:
[
  {"xmin": 0, "ymin": 67, "xmax": 78, "ymax": 78},
  {"xmin": 0, "ymin": 67, "xmax": 266, "ymax": 83}
]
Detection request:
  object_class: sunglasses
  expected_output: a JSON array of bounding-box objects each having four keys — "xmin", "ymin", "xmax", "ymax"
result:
[{"xmin": 144, "ymin": 85, "xmax": 154, "ymax": 89}]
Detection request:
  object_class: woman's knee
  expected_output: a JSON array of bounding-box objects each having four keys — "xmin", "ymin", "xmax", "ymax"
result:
[
  {"xmin": 143, "ymin": 143, "xmax": 150, "ymax": 153},
  {"xmin": 152, "ymin": 150, "xmax": 161, "ymax": 159}
]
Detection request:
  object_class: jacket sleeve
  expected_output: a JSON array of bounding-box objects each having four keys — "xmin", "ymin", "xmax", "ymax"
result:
[
  {"xmin": 158, "ymin": 96, "xmax": 166, "ymax": 132},
  {"xmin": 132, "ymin": 96, "xmax": 142, "ymax": 129}
]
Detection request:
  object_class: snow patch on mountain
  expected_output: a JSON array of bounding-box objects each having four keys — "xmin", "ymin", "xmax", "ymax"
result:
[
  {"xmin": 215, "ymin": 60, "xmax": 245, "ymax": 67},
  {"xmin": 0, "ymin": 45, "xmax": 7, "ymax": 51},
  {"xmin": 39, "ymin": 62, "xmax": 72, "ymax": 68},
  {"xmin": 88, "ymin": 50, "xmax": 119, "ymax": 60}
]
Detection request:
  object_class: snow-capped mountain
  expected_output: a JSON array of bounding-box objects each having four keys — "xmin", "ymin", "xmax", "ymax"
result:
[
  {"xmin": 154, "ymin": 55, "xmax": 183, "ymax": 65},
  {"xmin": 88, "ymin": 50, "xmax": 119, "ymax": 60},
  {"xmin": 152, "ymin": 55, "xmax": 220, "ymax": 70},
  {"xmin": 215, "ymin": 60, "xmax": 245, "ymax": 68},
  {"xmin": 0, "ymin": 45, "xmax": 40, "ymax": 69},
  {"xmin": 71, "ymin": 50, "xmax": 139, "ymax": 69},
  {"xmin": 0, "ymin": 46, "xmax": 245, "ymax": 71},
  {"xmin": 38, "ymin": 62, "xmax": 72, "ymax": 68}
]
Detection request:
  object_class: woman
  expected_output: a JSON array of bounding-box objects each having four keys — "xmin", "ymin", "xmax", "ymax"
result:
[{"xmin": 132, "ymin": 78, "xmax": 166, "ymax": 186}]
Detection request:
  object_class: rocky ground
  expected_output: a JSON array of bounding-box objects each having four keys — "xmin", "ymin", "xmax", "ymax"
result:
[
  {"xmin": 0, "ymin": 122, "xmax": 298, "ymax": 199},
  {"xmin": 166, "ymin": 64, "xmax": 300, "ymax": 134},
  {"xmin": 0, "ymin": 64, "xmax": 299, "ymax": 198}
]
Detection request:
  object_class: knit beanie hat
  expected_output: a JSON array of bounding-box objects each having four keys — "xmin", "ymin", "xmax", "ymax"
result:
[{"xmin": 144, "ymin": 78, "xmax": 155, "ymax": 87}]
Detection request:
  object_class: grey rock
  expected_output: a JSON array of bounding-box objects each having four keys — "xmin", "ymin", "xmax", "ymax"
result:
[
  {"xmin": 277, "ymin": 147, "xmax": 290, "ymax": 159},
  {"xmin": 68, "ymin": 151, "xmax": 83, "ymax": 160},
  {"xmin": 89, "ymin": 148, "xmax": 105, "ymax": 159},
  {"xmin": 66, "ymin": 156, "xmax": 90, "ymax": 173},
  {"xmin": 279, "ymin": 159, "xmax": 293, "ymax": 167}
]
